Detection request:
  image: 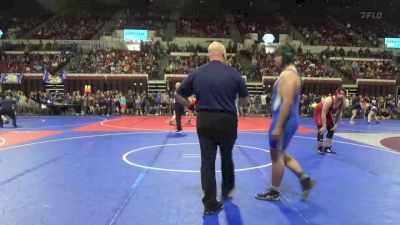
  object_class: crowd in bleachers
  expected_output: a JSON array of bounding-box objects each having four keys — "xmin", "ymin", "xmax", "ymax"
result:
[
  {"xmin": 234, "ymin": 11, "xmax": 290, "ymax": 36},
  {"xmin": 334, "ymin": 14, "xmax": 400, "ymax": 47},
  {"xmin": 167, "ymin": 41, "xmax": 237, "ymax": 54},
  {"xmin": 0, "ymin": 51, "xmax": 74, "ymax": 73},
  {"xmin": 164, "ymin": 54, "xmax": 207, "ymax": 74},
  {"xmin": 0, "ymin": 39, "xmax": 398, "ymax": 82},
  {"xmin": 177, "ymin": 16, "xmax": 229, "ymax": 38},
  {"xmin": 288, "ymin": 16, "xmax": 368, "ymax": 47},
  {"xmin": 238, "ymin": 22, "xmax": 289, "ymax": 36},
  {"xmin": 332, "ymin": 59, "xmax": 399, "ymax": 80},
  {"xmin": 0, "ymin": 41, "xmax": 81, "ymax": 52},
  {"xmin": 164, "ymin": 53, "xmax": 242, "ymax": 75},
  {"xmin": 31, "ymin": 10, "xmax": 113, "ymax": 40},
  {"xmin": 320, "ymin": 46, "xmax": 399, "ymax": 80},
  {"xmin": 344, "ymin": 20, "xmax": 385, "ymax": 47},
  {"xmin": 163, "ymin": 40, "xmax": 240, "ymax": 74},
  {"xmin": 248, "ymin": 49, "xmax": 338, "ymax": 81},
  {"xmin": 68, "ymin": 49, "xmax": 158, "ymax": 75},
  {"xmin": 295, "ymin": 53, "xmax": 335, "ymax": 77},
  {"xmin": 167, "ymin": 42, "xmax": 207, "ymax": 53},
  {"xmin": 320, "ymin": 47, "xmax": 394, "ymax": 59},
  {"xmin": 0, "ymin": 15, "xmax": 49, "ymax": 39}
]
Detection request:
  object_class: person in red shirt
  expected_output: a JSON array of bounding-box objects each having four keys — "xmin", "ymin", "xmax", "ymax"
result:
[
  {"xmin": 185, "ymin": 96, "xmax": 196, "ymax": 125},
  {"xmin": 314, "ymin": 88, "xmax": 347, "ymax": 154}
]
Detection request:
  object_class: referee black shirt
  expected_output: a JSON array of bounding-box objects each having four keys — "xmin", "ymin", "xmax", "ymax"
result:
[
  {"xmin": 177, "ymin": 60, "xmax": 248, "ymax": 115},
  {"xmin": 0, "ymin": 98, "xmax": 15, "ymax": 112}
]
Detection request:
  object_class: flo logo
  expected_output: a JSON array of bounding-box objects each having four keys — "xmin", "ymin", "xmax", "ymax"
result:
[{"xmin": 360, "ymin": 12, "xmax": 383, "ymax": 19}]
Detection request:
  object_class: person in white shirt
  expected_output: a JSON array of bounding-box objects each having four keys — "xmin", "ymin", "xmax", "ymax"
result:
[{"xmin": 261, "ymin": 92, "xmax": 268, "ymax": 117}]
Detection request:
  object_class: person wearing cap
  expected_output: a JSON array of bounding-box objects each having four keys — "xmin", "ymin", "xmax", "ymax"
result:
[{"xmin": 176, "ymin": 41, "xmax": 249, "ymax": 215}]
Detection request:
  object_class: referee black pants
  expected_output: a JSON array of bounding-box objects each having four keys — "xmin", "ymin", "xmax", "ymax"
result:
[
  {"xmin": 174, "ymin": 103, "xmax": 184, "ymax": 131},
  {"xmin": 196, "ymin": 111, "xmax": 238, "ymax": 209},
  {"xmin": 0, "ymin": 110, "xmax": 17, "ymax": 127}
]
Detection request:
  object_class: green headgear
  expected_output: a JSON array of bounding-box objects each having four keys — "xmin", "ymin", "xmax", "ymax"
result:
[{"xmin": 275, "ymin": 44, "xmax": 296, "ymax": 65}]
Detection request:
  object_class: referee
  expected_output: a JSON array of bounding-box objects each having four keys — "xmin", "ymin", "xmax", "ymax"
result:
[
  {"xmin": 174, "ymin": 82, "xmax": 184, "ymax": 132},
  {"xmin": 176, "ymin": 41, "xmax": 249, "ymax": 215},
  {"xmin": 0, "ymin": 94, "xmax": 17, "ymax": 128}
]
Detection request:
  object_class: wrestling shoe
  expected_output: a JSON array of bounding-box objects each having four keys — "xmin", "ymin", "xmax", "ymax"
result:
[
  {"xmin": 317, "ymin": 146, "xmax": 326, "ymax": 155},
  {"xmin": 255, "ymin": 188, "xmax": 280, "ymax": 201},
  {"xmin": 324, "ymin": 146, "xmax": 336, "ymax": 154},
  {"xmin": 203, "ymin": 201, "xmax": 223, "ymax": 215},
  {"xmin": 300, "ymin": 177, "xmax": 316, "ymax": 201}
]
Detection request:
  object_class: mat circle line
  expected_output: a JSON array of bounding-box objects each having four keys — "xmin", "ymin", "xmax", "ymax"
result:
[{"xmin": 122, "ymin": 143, "xmax": 271, "ymax": 173}]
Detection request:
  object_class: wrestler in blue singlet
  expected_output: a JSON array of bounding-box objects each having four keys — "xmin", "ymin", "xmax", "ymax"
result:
[{"xmin": 269, "ymin": 68, "xmax": 301, "ymax": 150}]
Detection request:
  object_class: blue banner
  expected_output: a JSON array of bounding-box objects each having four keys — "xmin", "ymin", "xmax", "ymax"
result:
[
  {"xmin": 0, "ymin": 73, "xmax": 23, "ymax": 84},
  {"xmin": 43, "ymin": 69, "xmax": 66, "ymax": 84}
]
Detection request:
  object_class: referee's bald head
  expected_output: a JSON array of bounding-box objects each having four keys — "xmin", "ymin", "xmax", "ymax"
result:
[{"xmin": 208, "ymin": 41, "xmax": 226, "ymax": 63}]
